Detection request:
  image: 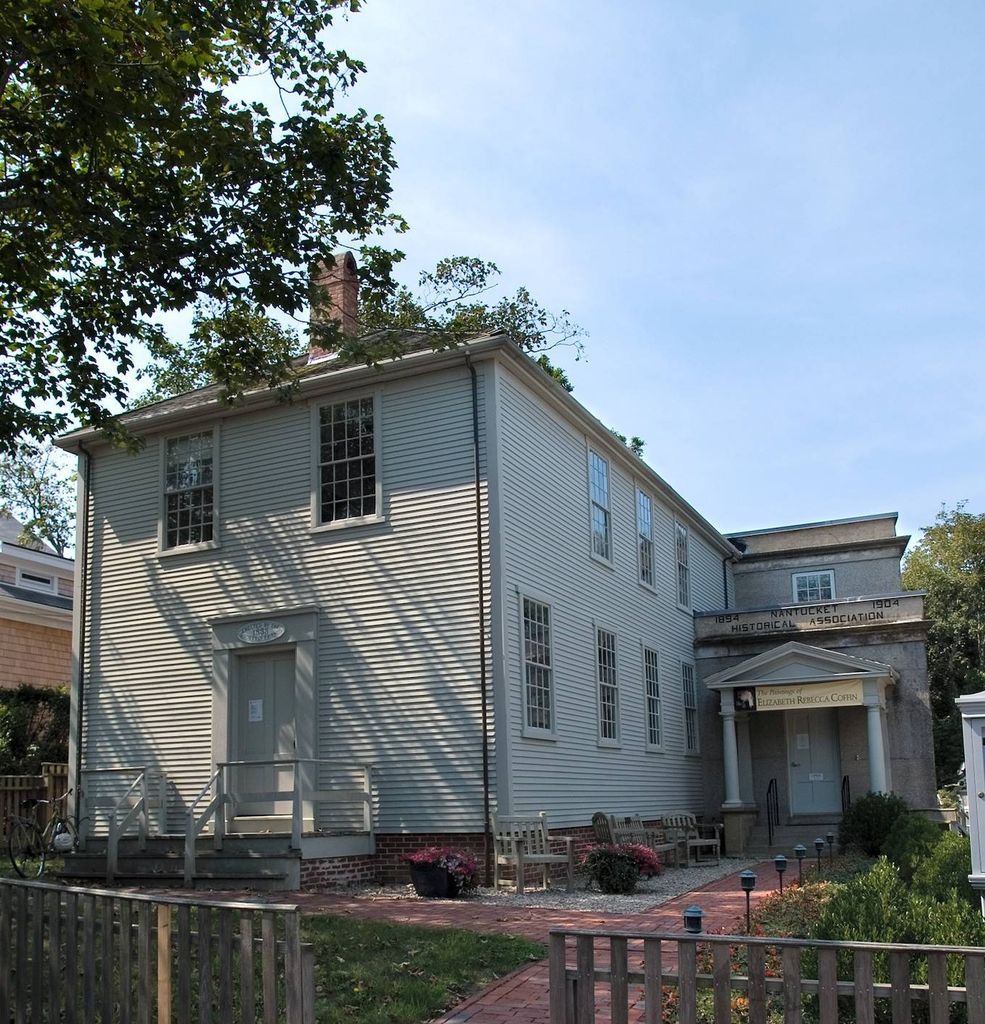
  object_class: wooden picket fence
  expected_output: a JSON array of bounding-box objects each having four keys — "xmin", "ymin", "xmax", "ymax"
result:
[
  {"xmin": 549, "ymin": 927, "xmax": 985, "ymax": 1024},
  {"xmin": 0, "ymin": 763, "xmax": 69, "ymax": 839},
  {"xmin": 0, "ymin": 878, "xmax": 316, "ymax": 1023}
]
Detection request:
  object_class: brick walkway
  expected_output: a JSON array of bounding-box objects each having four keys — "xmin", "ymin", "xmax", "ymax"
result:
[{"xmin": 290, "ymin": 859, "xmax": 781, "ymax": 1024}]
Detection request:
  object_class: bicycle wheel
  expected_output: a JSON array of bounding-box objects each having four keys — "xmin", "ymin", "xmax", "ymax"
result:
[{"xmin": 8, "ymin": 821, "xmax": 46, "ymax": 878}]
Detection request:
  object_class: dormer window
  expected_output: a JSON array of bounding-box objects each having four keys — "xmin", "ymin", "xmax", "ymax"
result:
[
  {"xmin": 16, "ymin": 569, "xmax": 54, "ymax": 593},
  {"xmin": 793, "ymin": 570, "xmax": 835, "ymax": 603}
]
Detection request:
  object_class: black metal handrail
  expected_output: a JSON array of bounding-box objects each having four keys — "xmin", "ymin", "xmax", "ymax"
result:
[
  {"xmin": 841, "ymin": 774, "xmax": 851, "ymax": 814},
  {"xmin": 766, "ymin": 777, "xmax": 780, "ymax": 847}
]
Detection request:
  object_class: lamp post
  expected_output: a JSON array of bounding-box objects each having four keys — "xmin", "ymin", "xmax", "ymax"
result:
[
  {"xmin": 739, "ymin": 870, "xmax": 757, "ymax": 933},
  {"xmin": 794, "ymin": 844, "xmax": 806, "ymax": 883},
  {"xmin": 814, "ymin": 838, "xmax": 825, "ymax": 875},
  {"xmin": 826, "ymin": 832, "xmax": 836, "ymax": 866},
  {"xmin": 683, "ymin": 905, "xmax": 704, "ymax": 934},
  {"xmin": 773, "ymin": 854, "xmax": 787, "ymax": 895}
]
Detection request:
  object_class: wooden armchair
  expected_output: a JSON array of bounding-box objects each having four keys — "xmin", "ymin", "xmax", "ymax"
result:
[
  {"xmin": 660, "ymin": 813, "xmax": 722, "ymax": 867},
  {"xmin": 491, "ymin": 811, "xmax": 575, "ymax": 893}
]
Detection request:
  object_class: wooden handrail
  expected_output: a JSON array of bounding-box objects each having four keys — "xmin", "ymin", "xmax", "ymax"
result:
[{"xmin": 105, "ymin": 767, "xmax": 149, "ymax": 883}]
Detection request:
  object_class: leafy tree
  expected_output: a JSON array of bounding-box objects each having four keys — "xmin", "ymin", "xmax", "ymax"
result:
[
  {"xmin": 0, "ymin": 440, "xmax": 75, "ymax": 555},
  {"xmin": 0, "ymin": 0, "xmax": 402, "ymax": 450},
  {"xmin": 0, "ymin": 684, "xmax": 70, "ymax": 775},
  {"xmin": 902, "ymin": 502, "xmax": 985, "ymax": 783}
]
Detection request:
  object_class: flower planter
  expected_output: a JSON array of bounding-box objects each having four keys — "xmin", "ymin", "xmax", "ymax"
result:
[{"xmin": 410, "ymin": 864, "xmax": 462, "ymax": 898}]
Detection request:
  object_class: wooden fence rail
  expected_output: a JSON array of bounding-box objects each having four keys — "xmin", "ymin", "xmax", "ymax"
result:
[
  {"xmin": 0, "ymin": 763, "xmax": 69, "ymax": 840},
  {"xmin": 549, "ymin": 927, "xmax": 985, "ymax": 1024},
  {"xmin": 0, "ymin": 878, "xmax": 316, "ymax": 1023}
]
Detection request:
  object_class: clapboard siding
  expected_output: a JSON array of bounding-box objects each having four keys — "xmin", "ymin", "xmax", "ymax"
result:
[
  {"xmin": 495, "ymin": 366, "xmax": 726, "ymax": 827},
  {"xmin": 82, "ymin": 362, "xmax": 493, "ymax": 834}
]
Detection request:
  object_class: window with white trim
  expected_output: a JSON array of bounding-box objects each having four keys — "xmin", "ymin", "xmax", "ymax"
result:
[
  {"xmin": 643, "ymin": 646, "xmax": 661, "ymax": 748},
  {"xmin": 522, "ymin": 597, "xmax": 554, "ymax": 733},
  {"xmin": 682, "ymin": 661, "xmax": 698, "ymax": 753},
  {"xmin": 16, "ymin": 569, "xmax": 54, "ymax": 593},
  {"xmin": 164, "ymin": 431, "xmax": 215, "ymax": 549},
  {"xmin": 318, "ymin": 396, "xmax": 378, "ymax": 524},
  {"xmin": 597, "ymin": 628, "xmax": 619, "ymax": 742},
  {"xmin": 675, "ymin": 522, "xmax": 690, "ymax": 608},
  {"xmin": 637, "ymin": 489, "xmax": 655, "ymax": 587},
  {"xmin": 793, "ymin": 570, "xmax": 835, "ymax": 603},
  {"xmin": 589, "ymin": 450, "xmax": 611, "ymax": 560}
]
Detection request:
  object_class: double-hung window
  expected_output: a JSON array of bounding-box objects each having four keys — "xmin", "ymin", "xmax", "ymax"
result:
[
  {"xmin": 589, "ymin": 450, "xmax": 611, "ymax": 561},
  {"xmin": 163, "ymin": 431, "xmax": 215, "ymax": 549},
  {"xmin": 637, "ymin": 489, "xmax": 655, "ymax": 587},
  {"xmin": 643, "ymin": 646, "xmax": 661, "ymax": 749},
  {"xmin": 596, "ymin": 628, "xmax": 619, "ymax": 743},
  {"xmin": 793, "ymin": 570, "xmax": 835, "ymax": 603},
  {"xmin": 522, "ymin": 597, "xmax": 554, "ymax": 734},
  {"xmin": 675, "ymin": 521, "xmax": 691, "ymax": 608},
  {"xmin": 682, "ymin": 660, "xmax": 698, "ymax": 753},
  {"xmin": 317, "ymin": 395, "xmax": 379, "ymax": 525}
]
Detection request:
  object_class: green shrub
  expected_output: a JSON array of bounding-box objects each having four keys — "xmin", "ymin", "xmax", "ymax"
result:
[
  {"xmin": 0, "ymin": 684, "xmax": 69, "ymax": 775},
  {"xmin": 838, "ymin": 791, "xmax": 909, "ymax": 856},
  {"xmin": 882, "ymin": 813, "xmax": 944, "ymax": 881},
  {"xmin": 912, "ymin": 831, "xmax": 976, "ymax": 906},
  {"xmin": 581, "ymin": 845, "xmax": 639, "ymax": 894},
  {"xmin": 750, "ymin": 881, "xmax": 835, "ymax": 939}
]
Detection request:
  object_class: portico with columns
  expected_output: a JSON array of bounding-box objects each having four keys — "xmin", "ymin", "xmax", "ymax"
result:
[{"xmin": 701, "ymin": 642, "xmax": 899, "ymax": 853}]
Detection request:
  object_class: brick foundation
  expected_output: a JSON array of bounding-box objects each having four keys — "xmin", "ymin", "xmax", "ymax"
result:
[{"xmin": 298, "ymin": 822, "xmax": 608, "ymax": 891}]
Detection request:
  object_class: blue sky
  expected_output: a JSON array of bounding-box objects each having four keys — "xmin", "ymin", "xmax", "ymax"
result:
[
  {"xmin": 316, "ymin": 1, "xmax": 985, "ymax": 543},
  {"xmin": 145, "ymin": 2, "xmax": 984, "ymax": 546}
]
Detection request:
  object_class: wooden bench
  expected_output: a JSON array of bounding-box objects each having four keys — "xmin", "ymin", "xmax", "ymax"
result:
[
  {"xmin": 492, "ymin": 811, "xmax": 575, "ymax": 893},
  {"xmin": 660, "ymin": 813, "xmax": 722, "ymax": 867},
  {"xmin": 594, "ymin": 811, "xmax": 680, "ymax": 868}
]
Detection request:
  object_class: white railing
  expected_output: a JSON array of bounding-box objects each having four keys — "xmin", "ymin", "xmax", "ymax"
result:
[
  {"xmin": 184, "ymin": 758, "xmax": 373, "ymax": 887},
  {"xmin": 80, "ymin": 765, "xmax": 167, "ymax": 882}
]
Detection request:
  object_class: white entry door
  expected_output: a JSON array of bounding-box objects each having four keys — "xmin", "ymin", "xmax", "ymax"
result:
[
  {"xmin": 233, "ymin": 651, "xmax": 296, "ymax": 820},
  {"xmin": 787, "ymin": 708, "xmax": 841, "ymax": 815}
]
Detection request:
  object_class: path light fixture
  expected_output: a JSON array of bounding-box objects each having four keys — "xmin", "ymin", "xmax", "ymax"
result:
[
  {"xmin": 826, "ymin": 832, "xmax": 836, "ymax": 866},
  {"xmin": 794, "ymin": 844, "xmax": 806, "ymax": 883},
  {"xmin": 683, "ymin": 905, "xmax": 704, "ymax": 934},
  {"xmin": 814, "ymin": 838, "xmax": 825, "ymax": 875},
  {"xmin": 739, "ymin": 870, "xmax": 757, "ymax": 933},
  {"xmin": 774, "ymin": 854, "xmax": 787, "ymax": 894}
]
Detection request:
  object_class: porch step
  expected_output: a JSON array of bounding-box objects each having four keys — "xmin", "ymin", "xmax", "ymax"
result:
[{"xmin": 744, "ymin": 822, "xmax": 841, "ymax": 857}]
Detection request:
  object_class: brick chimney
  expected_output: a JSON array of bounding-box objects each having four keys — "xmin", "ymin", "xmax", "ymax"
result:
[{"xmin": 309, "ymin": 251, "xmax": 359, "ymax": 360}]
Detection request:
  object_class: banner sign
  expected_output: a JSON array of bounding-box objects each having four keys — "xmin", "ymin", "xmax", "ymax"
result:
[{"xmin": 749, "ymin": 679, "xmax": 865, "ymax": 711}]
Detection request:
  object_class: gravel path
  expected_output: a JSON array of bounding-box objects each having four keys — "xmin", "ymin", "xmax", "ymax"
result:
[{"xmin": 355, "ymin": 857, "xmax": 761, "ymax": 915}]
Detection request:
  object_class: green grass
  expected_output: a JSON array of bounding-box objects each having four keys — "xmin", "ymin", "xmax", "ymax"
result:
[{"xmin": 302, "ymin": 915, "xmax": 544, "ymax": 1024}]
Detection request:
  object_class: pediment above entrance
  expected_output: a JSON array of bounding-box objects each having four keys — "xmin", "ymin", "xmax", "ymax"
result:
[{"xmin": 703, "ymin": 640, "xmax": 896, "ymax": 690}]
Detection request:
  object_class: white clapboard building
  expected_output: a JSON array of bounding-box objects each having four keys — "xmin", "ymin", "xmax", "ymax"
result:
[{"xmin": 57, "ymin": 256, "xmax": 936, "ymax": 888}]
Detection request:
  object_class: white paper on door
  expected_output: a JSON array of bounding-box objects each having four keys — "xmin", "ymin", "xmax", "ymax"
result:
[{"xmin": 248, "ymin": 699, "xmax": 264, "ymax": 722}]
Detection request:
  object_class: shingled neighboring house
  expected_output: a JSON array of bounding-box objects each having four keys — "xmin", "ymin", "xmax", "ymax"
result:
[
  {"xmin": 0, "ymin": 515, "xmax": 74, "ymax": 690},
  {"xmin": 55, "ymin": 256, "xmax": 935, "ymax": 889}
]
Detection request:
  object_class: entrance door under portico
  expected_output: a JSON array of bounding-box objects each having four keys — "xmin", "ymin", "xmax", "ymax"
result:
[{"xmin": 786, "ymin": 708, "xmax": 841, "ymax": 815}]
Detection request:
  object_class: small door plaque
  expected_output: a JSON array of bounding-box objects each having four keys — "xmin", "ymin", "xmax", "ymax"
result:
[
  {"xmin": 237, "ymin": 621, "xmax": 285, "ymax": 645},
  {"xmin": 796, "ymin": 733, "xmax": 810, "ymax": 750},
  {"xmin": 808, "ymin": 772, "xmax": 824, "ymax": 782},
  {"xmin": 248, "ymin": 699, "xmax": 264, "ymax": 722}
]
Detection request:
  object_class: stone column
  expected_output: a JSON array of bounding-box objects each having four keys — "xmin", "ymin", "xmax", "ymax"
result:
[
  {"xmin": 721, "ymin": 697, "xmax": 742, "ymax": 808},
  {"xmin": 866, "ymin": 701, "xmax": 888, "ymax": 794}
]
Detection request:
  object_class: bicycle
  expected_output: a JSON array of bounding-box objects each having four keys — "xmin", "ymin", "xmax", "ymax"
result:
[{"xmin": 6, "ymin": 788, "xmax": 80, "ymax": 878}]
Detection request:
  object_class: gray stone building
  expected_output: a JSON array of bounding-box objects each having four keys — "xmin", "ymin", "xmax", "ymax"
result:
[{"xmin": 694, "ymin": 513, "xmax": 935, "ymax": 854}]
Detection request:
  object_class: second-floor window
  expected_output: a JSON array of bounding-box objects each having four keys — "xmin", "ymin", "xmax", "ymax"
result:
[
  {"xmin": 675, "ymin": 522, "xmax": 690, "ymax": 608},
  {"xmin": 589, "ymin": 450, "xmax": 611, "ymax": 560},
  {"xmin": 637, "ymin": 489, "xmax": 654, "ymax": 587},
  {"xmin": 318, "ymin": 396, "xmax": 378, "ymax": 524},
  {"xmin": 794, "ymin": 570, "xmax": 835, "ymax": 603},
  {"xmin": 597, "ymin": 627, "xmax": 619, "ymax": 742},
  {"xmin": 164, "ymin": 431, "xmax": 214, "ymax": 549}
]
